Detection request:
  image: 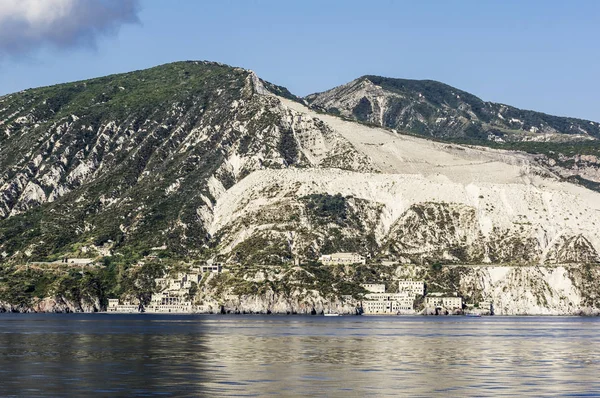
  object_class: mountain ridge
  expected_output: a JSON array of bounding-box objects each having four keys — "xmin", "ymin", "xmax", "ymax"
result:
[
  {"xmin": 2, "ymin": 60, "xmax": 600, "ymax": 315},
  {"xmin": 318, "ymin": 74, "xmax": 597, "ymax": 121},
  {"xmin": 1, "ymin": 60, "xmax": 599, "ymax": 266},
  {"xmin": 305, "ymin": 74, "xmax": 600, "ymax": 142}
]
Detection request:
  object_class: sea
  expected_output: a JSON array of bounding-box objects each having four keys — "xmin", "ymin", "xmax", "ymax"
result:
[{"xmin": 0, "ymin": 314, "xmax": 599, "ymax": 397}]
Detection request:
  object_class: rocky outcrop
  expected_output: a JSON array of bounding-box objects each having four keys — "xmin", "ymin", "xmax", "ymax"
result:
[
  {"xmin": 412, "ymin": 264, "xmax": 600, "ymax": 316},
  {"xmin": 208, "ymin": 292, "xmax": 358, "ymax": 315},
  {"xmin": 0, "ymin": 296, "xmax": 101, "ymax": 313},
  {"xmin": 2, "ymin": 62, "xmax": 600, "ymax": 267}
]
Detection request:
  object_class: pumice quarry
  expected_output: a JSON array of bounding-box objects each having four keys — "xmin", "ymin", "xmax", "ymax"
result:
[{"xmin": 1, "ymin": 61, "xmax": 600, "ymax": 316}]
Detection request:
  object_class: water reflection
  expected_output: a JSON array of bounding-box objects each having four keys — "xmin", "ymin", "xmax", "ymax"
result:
[{"xmin": 0, "ymin": 315, "xmax": 599, "ymax": 396}]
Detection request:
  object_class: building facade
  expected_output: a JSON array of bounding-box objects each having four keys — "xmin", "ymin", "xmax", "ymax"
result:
[
  {"xmin": 398, "ymin": 280, "xmax": 425, "ymax": 297},
  {"xmin": 107, "ymin": 299, "xmax": 139, "ymax": 313},
  {"xmin": 362, "ymin": 300, "xmax": 413, "ymax": 314},
  {"xmin": 361, "ymin": 284, "xmax": 416, "ymax": 314},
  {"xmin": 319, "ymin": 253, "xmax": 366, "ymax": 265},
  {"xmin": 107, "ymin": 268, "xmax": 208, "ymax": 314},
  {"xmin": 425, "ymin": 295, "xmax": 463, "ymax": 309}
]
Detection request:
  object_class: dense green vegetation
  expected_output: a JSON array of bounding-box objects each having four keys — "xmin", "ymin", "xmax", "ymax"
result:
[
  {"xmin": 209, "ymin": 261, "xmax": 368, "ymax": 302},
  {"xmin": 352, "ymin": 97, "xmax": 373, "ymax": 120},
  {"xmin": 230, "ymin": 234, "xmax": 293, "ymax": 265},
  {"xmin": 479, "ymin": 140, "xmax": 600, "ymax": 162},
  {"xmin": 279, "ymin": 127, "xmax": 299, "ymax": 165},
  {"xmin": 260, "ymin": 80, "xmax": 301, "ymax": 102},
  {"xmin": 1, "ymin": 61, "xmax": 241, "ymax": 127},
  {"xmin": 0, "ymin": 60, "xmax": 300, "ymax": 262},
  {"xmin": 0, "ymin": 260, "xmax": 166, "ymax": 311},
  {"xmin": 365, "ymin": 76, "xmax": 483, "ymax": 110},
  {"xmin": 360, "ymin": 75, "xmax": 600, "ymax": 139},
  {"xmin": 303, "ymin": 193, "xmax": 347, "ymax": 224}
]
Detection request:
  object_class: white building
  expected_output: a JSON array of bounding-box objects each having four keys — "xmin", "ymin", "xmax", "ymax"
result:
[
  {"xmin": 398, "ymin": 280, "xmax": 425, "ymax": 297},
  {"xmin": 146, "ymin": 291, "xmax": 193, "ymax": 313},
  {"xmin": 50, "ymin": 258, "xmax": 95, "ymax": 265},
  {"xmin": 182, "ymin": 273, "xmax": 201, "ymax": 289},
  {"xmin": 67, "ymin": 258, "xmax": 95, "ymax": 265},
  {"xmin": 360, "ymin": 283, "xmax": 415, "ymax": 314},
  {"xmin": 362, "ymin": 300, "xmax": 413, "ymax": 314},
  {"xmin": 144, "ymin": 270, "xmax": 203, "ymax": 313},
  {"xmin": 361, "ymin": 283, "xmax": 386, "ymax": 293},
  {"xmin": 425, "ymin": 294, "xmax": 463, "ymax": 309},
  {"xmin": 365, "ymin": 292, "xmax": 412, "ymax": 301},
  {"xmin": 319, "ymin": 253, "xmax": 366, "ymax": 265},
  {"xmin": 107, "ymin": 298, "xmax": 139, "ymax": 313},
  {"xmin": 365, "ymin": 293, "xmax": 414, "ymax": 309}
]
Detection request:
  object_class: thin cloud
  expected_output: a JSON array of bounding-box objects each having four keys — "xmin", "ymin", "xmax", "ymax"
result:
[{"xmin": 0, "ymin": 0, "xmax": 140, "ymax": 57}]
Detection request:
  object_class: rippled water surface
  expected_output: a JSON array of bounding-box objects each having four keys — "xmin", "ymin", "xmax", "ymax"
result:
[{"xmin": 1, "ymin": 314, "xmax": 599, "ymax": 397}]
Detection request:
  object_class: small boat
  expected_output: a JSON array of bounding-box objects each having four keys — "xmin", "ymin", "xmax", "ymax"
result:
[
  {"xmin": 465, "ymin": 313, "xmax": 482, "ymax": 317},
  {"xmin": 324, "ymin": 313, "xmax": 340, "ymax": 317}
]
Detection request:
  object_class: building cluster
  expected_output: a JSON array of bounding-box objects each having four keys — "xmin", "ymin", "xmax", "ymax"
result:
[
  {"xmin": 317, "ymin": 254, "xmax": 463, "ymax": 314},
  {"xmin": 360, "ymin": 279, "xmax": 465, "ymax": 315},
  {"xmin": 107, "ymin": 262, "xmax": 224, "ymax": 313},
  {"xmin": 107, "ymin": 298, "xmax": 139, "ymax": 313},
  {"xmin": 145, "ymin": 271, "xmax": 202, "ymax": 313},
  {"xmin": 361, "ymin": 281, "xmax": 423, "ymax": 315},
  {"xmin": 105, "ymin": 249, "xmax": 468, "ymax": 315}
]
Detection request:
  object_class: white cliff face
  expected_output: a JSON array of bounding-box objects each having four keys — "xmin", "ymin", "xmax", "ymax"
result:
[
  {"xmin": 201, "ymin": 291, "xmax": 358, "ymax": 315},
  {"xmin": 390, "ymin": 263, "xmax": 600, "ymax": 315},
  {"xmin": 279, "ymin": 96, "xmax": 545, "ymax": 180},
  {"xmin": 205, "ymin": 95, "xmax": 600, "ymax": 265},
  {"xmin": 459, "ymin": 266, "xmax": 582, "ymax": 315}
]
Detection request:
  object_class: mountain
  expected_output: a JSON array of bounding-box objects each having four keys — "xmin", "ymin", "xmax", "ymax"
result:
[
  {"xmin": 1, "ymin": 61, "xmax": 600, "ymax": 266},
  {"xmin": 305, "ymin": 75, "xmax": 600, "ymax": 193},
  {"xmin": 1, "ymin": 61, "xmax": 600, "ymax": 314},
  {"xmin": 306, "ymin": 75, "xmax": 600, "ymax": 142},
  {"xmin": 0, "ymin": 61, "xmax": 371, "ymax": 263}
]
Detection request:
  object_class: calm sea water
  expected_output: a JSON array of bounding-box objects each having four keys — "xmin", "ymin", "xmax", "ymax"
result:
[{"xmin": 0, "ymin": 314, "xmax": 599, "ymax": 397}]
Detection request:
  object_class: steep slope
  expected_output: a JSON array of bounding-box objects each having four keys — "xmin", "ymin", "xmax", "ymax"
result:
[
  {"xmin": 305, "ymin": 76, "xmax": 600, "ymax": 191},
  {"xmin": 208, "ymin": 97, "xmax": 600, "ymax": 265},
  {"xmin": 0, "ymin": 61, "xmax": 371, "ymax": 262},
  {"xmin": 1, "ymin": 62, "xmax": 600, "ymax": 270}
]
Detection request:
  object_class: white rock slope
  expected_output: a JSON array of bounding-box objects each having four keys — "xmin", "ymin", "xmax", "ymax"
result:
[{"xmin": 208, "ymin": 94, "xmax": 600, "ymax": 265}]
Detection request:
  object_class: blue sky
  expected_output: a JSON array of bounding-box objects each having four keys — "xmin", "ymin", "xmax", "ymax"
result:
[{"xmin": 0, "ymin": 0, "xmax": 598, "ymax": 121}]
